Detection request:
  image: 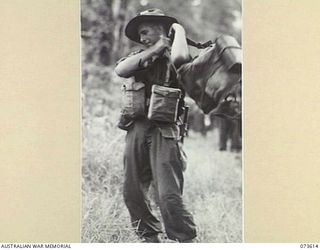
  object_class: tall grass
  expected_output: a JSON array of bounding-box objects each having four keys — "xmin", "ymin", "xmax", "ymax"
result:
[
  {"xmin": 81, "ymin": 65, "xmax": 242, "ymax": 243},
  {"xmin": 183, "ymin": 131, "xmax": 242, "ymax": 242}
]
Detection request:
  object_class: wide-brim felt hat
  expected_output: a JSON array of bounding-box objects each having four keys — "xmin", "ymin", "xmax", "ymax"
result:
[{"xmin": 125, "ymin": 8, "xmax": 178, "ymax": 44}]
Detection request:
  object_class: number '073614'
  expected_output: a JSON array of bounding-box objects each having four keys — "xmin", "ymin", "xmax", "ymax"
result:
[{"xmin": 300, "ymin": 244, "xmax": 319, "ymax": 248}]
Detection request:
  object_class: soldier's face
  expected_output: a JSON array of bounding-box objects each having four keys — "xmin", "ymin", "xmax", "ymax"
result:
[{"xmin": 138, "ymin": 23, "xmax": 165, "ymax": 47}]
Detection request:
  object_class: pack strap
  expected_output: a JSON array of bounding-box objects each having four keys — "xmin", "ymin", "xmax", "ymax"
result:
[
  {"xmin": 169, "ymin": 31, "xmax": 213, "ymax": 49},
  {"xmin": 163, "ymin": 49, "xmax": 179, "ymax": 84},
  {"xmin": 186, "ymin": 38, "xmax": 213, "ymax": 49}
]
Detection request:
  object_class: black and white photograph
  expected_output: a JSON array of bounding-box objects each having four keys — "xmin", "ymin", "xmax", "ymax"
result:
[{"xmin": 81, "ymin": 0, "xmax": 242, "ymax": 243}]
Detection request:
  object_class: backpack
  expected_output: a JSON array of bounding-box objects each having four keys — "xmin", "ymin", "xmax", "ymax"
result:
[{"xmin": 179, "ymin": 35, "xmax": 242, "ymax": 119}]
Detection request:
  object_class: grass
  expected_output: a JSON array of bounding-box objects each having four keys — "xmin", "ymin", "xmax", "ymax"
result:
[{"xmin": 183, "ymin": 130, "xmax": 242, "ymax": 242}]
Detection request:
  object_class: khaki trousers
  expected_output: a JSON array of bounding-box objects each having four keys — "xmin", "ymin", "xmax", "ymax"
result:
[{"xmin": 123, "ymin": 118, "xmax": 197, "ymax": 242}]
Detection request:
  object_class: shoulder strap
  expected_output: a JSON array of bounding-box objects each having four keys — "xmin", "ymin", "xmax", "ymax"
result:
[
  {"xmin": 163, "ymin": 49, "xmax": 186, "ymax": 90},
  {"xmin": 186, "ymin": 38, "xmax": 213, "ymax": 49},
  {"xmin": 163, "ymin": 49, "xmax": 177, "ymax": 85},
  {"xmin": 169, "ymin": 31, "xmax": 213, "ymax": 49}
]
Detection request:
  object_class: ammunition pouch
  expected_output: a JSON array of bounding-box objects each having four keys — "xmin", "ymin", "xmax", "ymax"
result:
[
  {"xmin": 120, "ymin": 78, "xmax": 146, "ymax": 118},
  {"xmin": 147, "ymin": 85, "xmax": 182, "ymax": 123}
]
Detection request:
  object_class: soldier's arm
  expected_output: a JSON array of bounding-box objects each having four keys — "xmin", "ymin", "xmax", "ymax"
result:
[
  {"xmin": 115, "ymin": 40, "xmax": 169, "ymax": 78},
  {"xmin": 170, "ymin": 23, "xmax": 190, "ymax": 68}
]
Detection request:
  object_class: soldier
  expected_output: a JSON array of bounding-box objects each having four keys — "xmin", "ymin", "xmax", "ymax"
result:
[
  {"xmin": 216, "ymin": 117, "xmax": 242, "ymax": 152},
  {"xmin": 115, "ymin": 9, "xmax": 196, "ymax": 243}
]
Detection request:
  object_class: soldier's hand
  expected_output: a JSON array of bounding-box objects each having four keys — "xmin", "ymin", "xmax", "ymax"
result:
[{"xmin": 152, "ymin": 35, "xmax": 171, "ymax": 55}]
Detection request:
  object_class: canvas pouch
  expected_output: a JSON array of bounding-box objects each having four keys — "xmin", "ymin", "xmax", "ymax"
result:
[
  {"xmin": 121, "ymin": 78, "xmax": 145, "ymax": 118},
  {"xmin": 147, "ymin": 84, "xmax": 181, "ymax": 123}
]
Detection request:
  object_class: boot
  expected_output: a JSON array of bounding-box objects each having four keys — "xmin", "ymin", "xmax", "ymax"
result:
[{"xmin": 142, "ymin": 234, "xmax": 161, "ymax": 243}]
